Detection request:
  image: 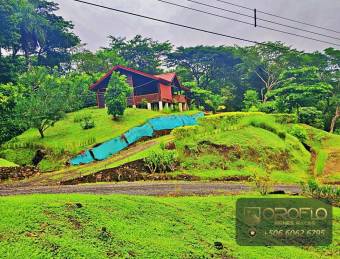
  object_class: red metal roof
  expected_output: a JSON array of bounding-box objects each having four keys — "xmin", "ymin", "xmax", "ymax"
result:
[
  {"xmin": 155, "ymin": 73, "xmax": 176, "ymax": 83},
  {"xmin": 89, "ymin": 65, "xmax": 189, "ymax": 91},
  {"xmin": 89, "ymin": 65, "xmax": 159, "ymax": 90}
]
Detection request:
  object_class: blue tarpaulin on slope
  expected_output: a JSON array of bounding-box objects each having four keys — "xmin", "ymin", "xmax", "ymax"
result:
[
  {"xmin": 124, "ymin": 123, "xmax": 154, "ymax": 144},
  {"xmin": 148, "ymin": 115, "xmax": 184, "ymax": 130},
  {"xmin": 91, "ymin": 136, "xmax": 128, "ymax": 161},
  {"xmin": 70, "ymin": 150, "xmax": 95, "ymax": 165},
  {"xmin": 70, "ymin": 112, "xmax": 204, "ymax": 165}
]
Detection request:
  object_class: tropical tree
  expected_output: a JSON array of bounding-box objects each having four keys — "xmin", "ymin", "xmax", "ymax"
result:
[
  {"xmin": 324, "ymin": 48, "xmax": 340, "ymax": 133},
  {"xmin": 105, "ymin": 72, "xmax": 132, "ymax": 119},
  {"xmin": 183, "ymin": 82, "xmax": 222, "ymax": 113},
  {"xmin": 72, "ymin": 49, "xmax": 126, "ymax": 74},
  {"xmin": 16, "ymin": 67, "xmax": 67, "ymax": 138},
  {"xmin": 238, "ymin": 42, "xmax": 301, "ymax": 102},
  {"xmin": 269, "ymin": 67, "xmax": 333, "ymax": 115},
  {"xmin": 107, "ymin": 35, "xmax": 172, "ymax": 74},
  {"xmin": 167, "ymin": 46, "xmax": 241, "ymax": 89},
  {"xmin": 0, "ymin": 82, "xmax": 26, "ymax": 144}
]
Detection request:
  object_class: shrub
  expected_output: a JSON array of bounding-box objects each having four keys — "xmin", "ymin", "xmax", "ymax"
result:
[
  {"xmin": 242, "ymin": 90, "xmax": 260, "ymax": 111},
  {"xmin": 172, "ymin": 126, "xmax": 200, "ymax": 139},
  {"xmin": 287, "ymin": 125, "xmax": 307, "ymax": 142},
  {"xmin": 251, "ymin": 173, "xmax": 273, "ymax": 195},
  {"xmin": 258, "ymin": 101, "xmax": 277, "ymax": 113},
  {"xmin": 301, "ymin": 180, "xmax": 340, "ymax": 206},
  {"xmin": 143, "ymin": 150, "xmax": 177, "ymax": 173},
  {"xmin": 272, "ymin": 113, "xmax": 298, "ymax": 124},
  {"xmin": 80, "ymin": 116, "xmax": 95, "ymax": 130},
  {"xmin": 298, "ymin": 107, "xmax": 324, "ymax": 129}
]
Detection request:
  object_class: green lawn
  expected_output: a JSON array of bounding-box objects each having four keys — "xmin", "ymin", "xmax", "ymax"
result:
[
  {"xmin": 0, "ymin": 194, "xmax": 338, "ymax": 258},
  {"xmin": 6, "ymin": 107, "xmax": 193, "ymax": 154},
  {"xmin": 0, "ymin": 158, "xmax": 18, "ymax": 167}
]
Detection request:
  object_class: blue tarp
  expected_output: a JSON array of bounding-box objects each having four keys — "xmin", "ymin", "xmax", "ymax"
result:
[
  {"xmin": 70, "ymin": 112, "xmax": 204, "ymax": 165},
  {"xmin": 69, "ymin": 150, "xmax": 95, "ymax": 165},
  {"xmin": 148, "ymin": 115, "xmax": 184, "ymax": 130},
  {"xmin": 91, "ymin": 136, "xmax": 128, "ymax": 161},
  {"xmin": 124, "ymin": 123, "xmax": 154, "ymax": 144}
]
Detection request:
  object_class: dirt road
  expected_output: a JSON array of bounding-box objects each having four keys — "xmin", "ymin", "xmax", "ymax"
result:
[{"xmin": 0, "ymin": 182, "xmax": 301, "ymax": 196}]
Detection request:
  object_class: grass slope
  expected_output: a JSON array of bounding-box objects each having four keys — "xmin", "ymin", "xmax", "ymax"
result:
[
  {"xmin": 0, "ymin": 158, "xmax": 18, "ymax": 167},
  {"xmin": 0, "ymin": 107, "xmax": 195, "ymax": 171},
  {"xmin": 302, "ymin": 125, "xmax": 340, "ymax": 183},
  {"xmin": 0, "ymin": 194, "xmax": 338, "ymax": 259},
  {"xmin": 172, "ymin": 114, "xmax": 311, "ymax": 183}
]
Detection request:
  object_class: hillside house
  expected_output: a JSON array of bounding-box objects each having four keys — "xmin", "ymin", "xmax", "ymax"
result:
[{"xmin": 89, "ymin": 65, "xmax": 190, "ymax": 111}]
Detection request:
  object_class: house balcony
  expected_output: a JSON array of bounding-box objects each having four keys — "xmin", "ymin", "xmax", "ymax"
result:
[
  {"xmin": 127, "ymin": 93, "xmax": 160, "ymax": 106},
  {"xmin": 127, "ymin": 93, "xmax": 188, "ymax": 106}
]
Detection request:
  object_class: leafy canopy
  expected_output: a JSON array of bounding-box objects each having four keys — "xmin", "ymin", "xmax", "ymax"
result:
[
  {"xmin": 105, "ymin": 72, "xmax": 132, "ymax": 119},
  {"xmin": 16, "ymin": 67, "xmax": 67, "ymax": 138}
]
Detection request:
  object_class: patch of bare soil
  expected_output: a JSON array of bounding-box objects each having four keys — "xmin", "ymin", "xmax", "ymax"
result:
[
  {"xmin": 0, "ymin": 166, "xmax": 40, "ymax": 181},
  {"xmin": 211, "ymin": 176, "xmax": 251, "ymax": 181},
  {"xmin": 60, "ymin": 160, "xmax": 202, "ymax": 185},
  {"xmin": 60, "ymin": 156, "xmax": 253, "ymax": 185}
]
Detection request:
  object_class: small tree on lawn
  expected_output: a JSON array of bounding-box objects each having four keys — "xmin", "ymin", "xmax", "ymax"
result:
[
  {"xmin": 16, "ymin": 67, "xmax": 66, "ymax": 138},
  {"xmin": 105, "ymin": 72, "xmax": 132, "ymax": 119}
]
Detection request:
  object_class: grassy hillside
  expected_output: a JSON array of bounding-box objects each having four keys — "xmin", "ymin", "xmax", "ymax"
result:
[
  {"xmin": 0, "ymin": 158, "xmax": 18, "ymax": 167},
  {"xmin": 171, "ymin": 113, "xmax": 312, "ymax": 183},
  {"xmin": 0, "ymin": 107, "xmax": 195, "ymax": 171},
  {"xmin": 0, "ymin": 194, "xmax": 338, "ymax": 259},
  {"xmin": 49, "ymin": 112, "xmax": 339, "ymax": 185},
  {"xmin": 302, "ymin": 125, "xmax": 340, "ymax": 183}
]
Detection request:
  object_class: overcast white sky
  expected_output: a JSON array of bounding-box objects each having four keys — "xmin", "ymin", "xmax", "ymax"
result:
[{"xmin": 55, "ymin": 0, "xmax": 340, "ymax": 52}]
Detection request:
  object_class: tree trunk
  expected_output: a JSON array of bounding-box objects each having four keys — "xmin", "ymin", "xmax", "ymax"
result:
[
  {"xmin": 329, "ymin": 106, "xmax": 340, "ymax": 133},
  {"xmin": 262, "ymin": 88, "xmax": 269, "ymax": 103},
  {"xmin": 38, "ymin": 128, "xmax": 45, "ymax": 138}
]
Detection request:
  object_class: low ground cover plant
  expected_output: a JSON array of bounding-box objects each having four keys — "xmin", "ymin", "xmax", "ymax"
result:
[
  {"xmin": 301, "ymin": 180, "xmax": 340, "ymax": 206},
  {"xmin": 144, "ymin": 150, "xmax": 178, "ymax": 173}
]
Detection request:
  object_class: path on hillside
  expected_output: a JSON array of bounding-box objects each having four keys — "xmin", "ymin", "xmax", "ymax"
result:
[{"xmin": 0, "ymin": 182, "xmax": 301, "ymax": 196}]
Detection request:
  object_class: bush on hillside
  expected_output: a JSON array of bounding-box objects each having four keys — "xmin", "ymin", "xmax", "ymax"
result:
[
  {"xmin": 287, "ymin": 125, "xmax": 307, "ymax": 142},
  {"xmin": 80, "ymin": 116, "xmax": 95, "ymax": 130},
  {"xmin": 272, "ymin": 113, "xmax": 298, "ymax": 124},
  {"xmin": 144, "ymin": 150, "xmax": 178, "ymax": 173},
  {"xmin": 299, "ymin": 107, "xmax": 324, "ymax": 129},
  {"xmin": 258, "ymin": 101, "xmax": 277, "ymax": 113},
  {"xmin": 172, "ymin": 126, "xmax": 200, "ymax": 139}
]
